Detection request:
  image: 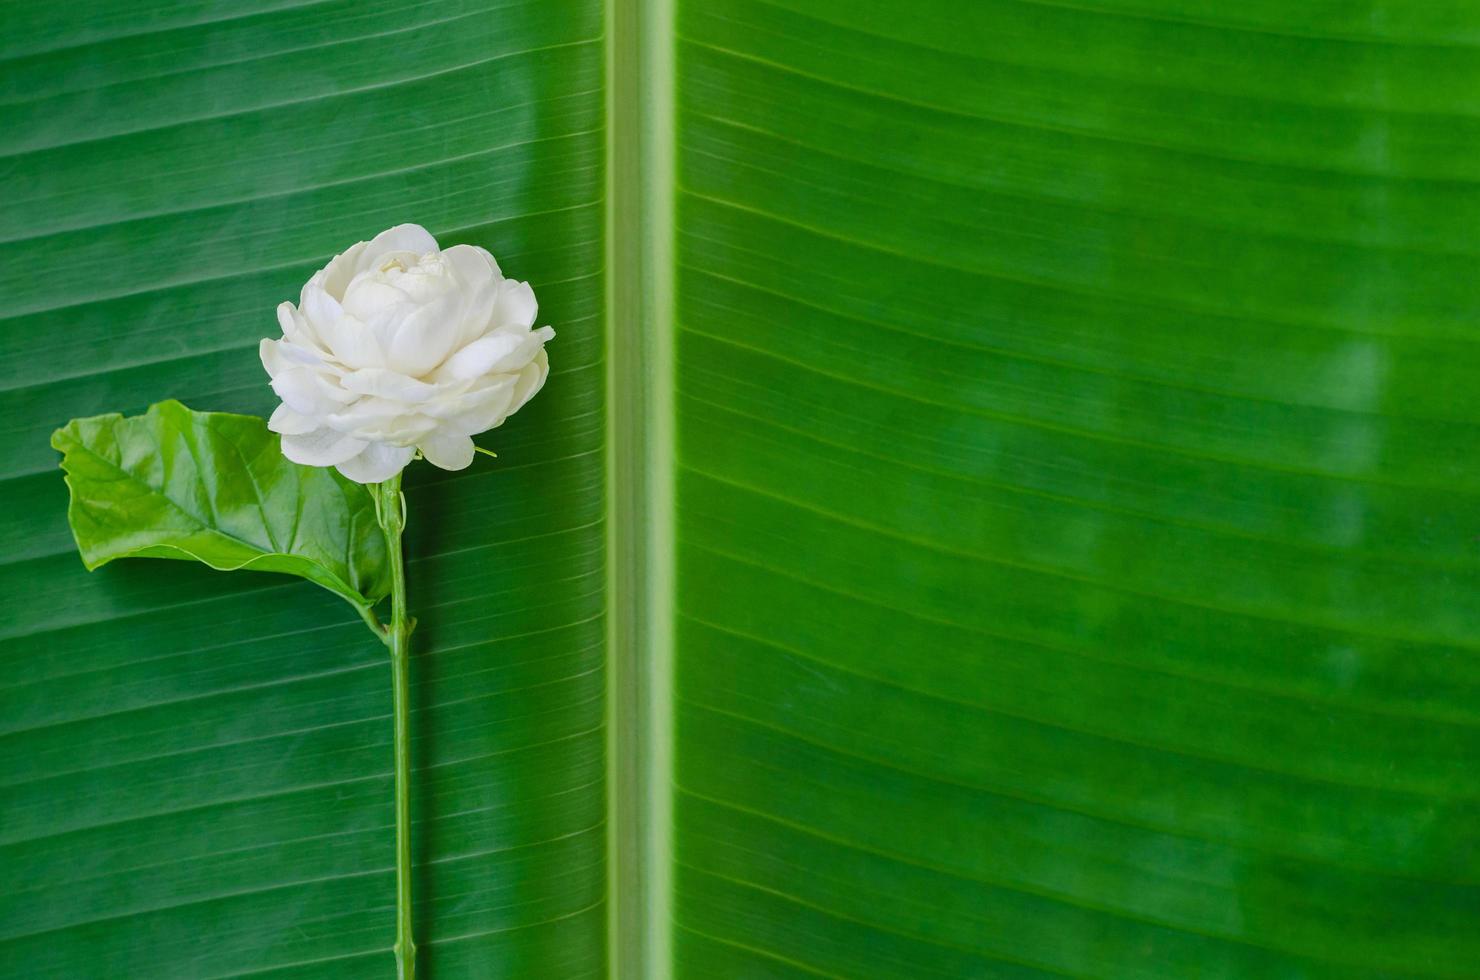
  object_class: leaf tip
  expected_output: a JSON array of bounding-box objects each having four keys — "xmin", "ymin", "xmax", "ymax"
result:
[{"xmin": 51, "ymin": 417, "xmax": 83, "ymax": 456}]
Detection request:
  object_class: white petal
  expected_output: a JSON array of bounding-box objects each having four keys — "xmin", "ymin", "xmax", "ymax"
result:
[
  {"xmin": 443, "ymin": 243, "xmax": 500, "ymax": 286},
  {"xmin": 385, "ymin": 290, "xmax": 466, "ymax": 376},
  {"xmin": 276, "ymin": 302, "xmax": 298, "ymax": 339},
  {"xmin": 375, "ymin": 414, "xmax": 441, "ymax": 442},
  {"xmin": 268, "ymin": 403, "xmax": 319, "ymax": 435},
  {"xmin": 340, "ymin": 368, "xmax": 439, "ymax": 403},
  {"xmin": 300, "ymin": 278, "xmax": 343, "ymax": 326},
  {"xmin": 450, "ymin": 271, "xmax": 500, "ymax": 350},
  {"xmin": 422, "ymin": 373, "xmax": 509, "ymax": 416},
  {"xmin": 363, "ymin": 224, "xmax": 439, "ymax": 266},
  {"xmin": 275, "ymin": 304, "xmax": 325, "ymax": 354},
  {"xmin": 325, "ymin": 396, "xmax": 406, "ymax": 430},
  {"xmin": 417, "ymin": 430, "xmax": 476, "ymax": 471},
  {"xmin": 280, "ymin": 428, "xmax": 367, "ymax": 467},
  {"xmin": 442, "ymin": 245, "xmax": 500, "ymax": 351},
  {"xmin": 430, "ymin": 375, "xmax": 519, "ymax": 434},
  {"xmin": 315, "ymin": 313, "xmax": 387, "ymax": 370},
  {"xmin": 269, "ymin": 368, "xmax": 325, "ymax": 414},
  {"xmin": 431, "ymin": 332, "xmax": 525, "ymax": 383},
  {"xmin": 342, "ymin": 274, "xmax": 410, "ymax": 322},
  {"xmin": 390, "ymin": 258, "xmax": 457, "ymax": 305},
  {"xmin": 327, "ymin": 399, "xmax": 440, "ymax": 442},
  {"xmin": 492, "ymin": 279, "xmax": 538, "ymax": 329},
  {"xmin": 264, "ymin": 338, "xmax": 323, "ymax": 373},
  {"xmin": 319, "ymin": 242, "xmax": 367, "ymax": 298},
  {"xmin": 335, "ymin": 443, "xmax": 416, "ymax": 484},
  {"xmin": 269, "ymin": 370, "xmax": 315, "ymax": 411},
  {"xmin": 509, "ymin": 348, "xmax": 550, "ymax": 413},
  {"xmin": 271, "ymin": 366, "xmax": 354, "ymax": 415},
  {"xmin": 260, "ymin": 338, "xmax": 285, "ymax": 379}
]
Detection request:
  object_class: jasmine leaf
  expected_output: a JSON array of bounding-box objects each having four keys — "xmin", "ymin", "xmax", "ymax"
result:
[{"xmin": 51, "ymin": 400, "xmax": 389, "ymax": 611}]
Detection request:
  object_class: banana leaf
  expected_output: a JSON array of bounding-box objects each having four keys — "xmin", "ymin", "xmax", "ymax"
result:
[
  {"xmin": 3, "ymin": 0, "xmax": 1478, "ymax": 977},
  {"xmin": 0, "ymin": 2, "xmax": 607, "ymax": 975}
]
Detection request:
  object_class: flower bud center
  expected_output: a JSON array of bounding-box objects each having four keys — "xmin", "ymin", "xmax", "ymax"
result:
[{"xmin": 374, "ymin": 252, "xmax": 445, "ymax": 290}]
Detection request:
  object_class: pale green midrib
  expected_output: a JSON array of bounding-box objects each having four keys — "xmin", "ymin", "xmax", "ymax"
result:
[{"xmin": 605, "ymin": 0, "xmax": 676, "ymax": 976}]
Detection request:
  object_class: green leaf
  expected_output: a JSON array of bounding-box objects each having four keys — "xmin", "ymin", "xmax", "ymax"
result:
[
  {"xmin": 7, "ymin": 0, "xmax": 1480, "ymax": 978},
  {"xmin": 661, "ymin": 2, "xmax": 1480, "ymax": 979},
  {"xmin": 53, "ymin": 400, "xmax": 390, "ymax": 610}
]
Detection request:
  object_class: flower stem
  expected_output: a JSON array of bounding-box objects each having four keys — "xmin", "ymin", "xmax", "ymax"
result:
[{"xmin": 375, "ymin": 473, "xmax": 416, "ymax": 980}]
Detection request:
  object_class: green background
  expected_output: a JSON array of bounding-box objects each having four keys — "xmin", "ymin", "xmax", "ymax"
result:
[{"xmin": 5, "ymin": 0, "xmax": 1480, "ymax": 976}]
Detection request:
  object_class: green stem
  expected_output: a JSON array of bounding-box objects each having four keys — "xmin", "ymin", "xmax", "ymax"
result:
[
  {"xmin": 375, "ymin": 473, "xmax": 416, "ymax": 980},
  {"xmin": 355, "ymin": 602, "xmax": 388, "ymax": 642}
]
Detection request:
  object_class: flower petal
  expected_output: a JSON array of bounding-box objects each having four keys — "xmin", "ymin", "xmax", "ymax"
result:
[
  {"xmin": 300, "ymin": 277, "xmax": 343, "ymax": 326},
  {"xmin": 509, "ymin": 348, "xmax": 551, "ymax": 413},
  {"xmin": 388, "ymin": 256, "xmax": 456, "ymax": 305},
  {"xmin": 492, "ymin": 279, "xmax": 538, "ymax": 329},
  {"xmin": 319, "ymin": 242, "xmax": 367, "ymax": 299},
  {"xmin": 362, "ymin": 224, "xmax": 439, "ymax": 266},
  {"xmin": 372, "ymin": 416, "xmax": 441, "ymax": 443},
  {"xmin": 270, "ymin": 364, "xmax": 354, "ymax": 414},
  {"xmin": 340, "ymin": 367, "xmax": 439, "ymax": 403},
  {"xmin": 335, "ymin": 442, "xmax": 416, "ymax": 484},
  {"xmin": 341, "ymin": 275, "xmax": 411, "ymax": 323},
  {"xmin": 327, "ymin": 399, "xmax": 440, "ymax": 442},
  {"xmin": 314, "ymin": 313, "xmax": 387, "ymax": 370},
  {"xmin": 384, "ymin": 290, "xmax": 466, "ymax": 376},
  {"xmin": 418, "ymin": 430, "xmax": 476, "ymax": 471},
  {"xmin": 451, "ymin": 271, "xmax": 501, "ymax": 351},
  {"xmin": 431, "ymin": 332, "xmax": 525, "ymax": 383},
  {"xmin": 279, "ymin": 304, "xmax": 326, "ymax": 354},
  {"xmin": 443, "ymin": 243, "xmax": 500, "ymax": 285},
  {"xmin": 260, "ymin": 338, "xmax": 285, "ymax": 378},
  {"xmin": 261, "ymin": 336, "xmax": 323, "ymax": 374},
  {"xmin": 279, "ymin": 428, "xmax": 367, "ymax": 467},
  {"xmin": 325, "ymin": 396, "xmax": 405, "ymax": 430},
  {"xmin": 268, "ymin": 403, "xmax": 319, "ymax": 435},
  {"xmin": 429, "ymin": 375, "xmax": 519, "ymax": 434}
]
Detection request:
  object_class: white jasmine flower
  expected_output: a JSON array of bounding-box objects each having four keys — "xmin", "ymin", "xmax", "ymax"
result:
[{"xmin": 260, "ymin": 223, "xmax": 554, "ymax": 483}]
